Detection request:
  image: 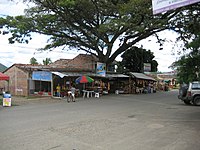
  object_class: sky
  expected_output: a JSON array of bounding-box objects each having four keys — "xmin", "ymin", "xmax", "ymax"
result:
[{"xmin": 0, "ymin": 0, "xmax": 183, "ymax": 72}]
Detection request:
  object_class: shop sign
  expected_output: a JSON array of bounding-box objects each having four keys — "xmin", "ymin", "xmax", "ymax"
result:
[
  {"xmin": 96, "ymin": 62, "xmax": 106, "ymax": 77},
  {"xmin": 32, "ymin": 71, "xmax": 52, "ymax": 81}
]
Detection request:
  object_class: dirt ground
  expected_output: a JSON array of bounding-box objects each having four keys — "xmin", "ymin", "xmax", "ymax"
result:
[
  {"xmin": 8, "ymin": 96, "xmax": 63, "ymax": 106},
  {"xmin": 1, "ymin": 91, "xmax": 200, "ymax": 150}
]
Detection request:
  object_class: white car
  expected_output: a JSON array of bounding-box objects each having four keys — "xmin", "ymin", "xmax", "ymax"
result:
[{"xmin": 178, "ymin": 81, "xmax": 200, "ymax": 106}]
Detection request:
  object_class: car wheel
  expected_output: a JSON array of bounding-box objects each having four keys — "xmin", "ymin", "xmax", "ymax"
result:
[
  {"xmin": 193, "ymin": 96, "xmax": 200, "ymax": 106},
  {"xmin": 183, "ymin": 100, "xmax": 191, "ymax": 105}
]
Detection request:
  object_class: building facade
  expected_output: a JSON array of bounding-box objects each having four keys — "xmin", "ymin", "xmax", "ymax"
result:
[
  {"xmin": 2, "ymin": 54, "xmax": 160, "ymax": 97},
  {"xmin": 2, "ymin": 54, "xmax": 123, "ymax": 96}
]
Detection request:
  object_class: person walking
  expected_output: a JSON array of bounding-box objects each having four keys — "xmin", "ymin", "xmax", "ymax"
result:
[
  {"xmin": 71, "ymin": 85, "xmax": 76, "ymax": 102},
  {"xmin": 67, "ymin": 85, "xmax": 76, "ymax": 102}
]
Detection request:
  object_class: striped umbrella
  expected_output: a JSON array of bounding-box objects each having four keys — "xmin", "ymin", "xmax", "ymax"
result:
[{"xmin": 75, "ymin": 75, "xmax": 94, "ymax": 84}]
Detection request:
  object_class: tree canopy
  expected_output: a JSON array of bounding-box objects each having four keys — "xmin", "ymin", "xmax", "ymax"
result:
[
  {"xmin": 117, "ymin": 46, "xmax": 158, "ymax": 73},
  {"xmin": 43, "ymin": 58, "xmax": 52, "ymax": 65},
  {"xmin": 170, "ymin": 50, "xmax": 200, "ymax": 83},
  {"xmin": 0, "ymin": 0, "xmax": 200, "ymax": 66},
  {"xmin": 170, "ymin": 9, "xmax": 200, "ymax": 83},
  {"xmin": 30, "ymin": 57, "xmax": 38, "ymax": 64}
]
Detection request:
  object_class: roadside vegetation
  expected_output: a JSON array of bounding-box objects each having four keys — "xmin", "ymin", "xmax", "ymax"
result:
[{"xmin": 0, "ymin": 98, "xmax": 2, "ymax": 105}]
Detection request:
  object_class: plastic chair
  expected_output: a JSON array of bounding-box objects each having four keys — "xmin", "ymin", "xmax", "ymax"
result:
[{"xmin": 94, "ymin": 92, "xmax": 100, "ymax": 98}]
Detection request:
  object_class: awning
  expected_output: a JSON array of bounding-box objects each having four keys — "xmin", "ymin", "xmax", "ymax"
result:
[
  {"xmin": 0, "ymin": 72, "xmax": 9, "ymax": 80},
  {"xmin": 52, "ymin": 72, "xmax": 68, "ymax": 78},
  {"xmin": 52, "ymin": 72, "xmax": 129, "ymax": 78},
  {"xmin": 106, "ymin": 74, "xmax": 129, "ymax": 78},
  {"xmin": 52, "ymin": 72, "xmax": 103, "ymax": 77},
  {"xmin": 130, "ymin": 72, "xmax": 156, "ymax": 81}
]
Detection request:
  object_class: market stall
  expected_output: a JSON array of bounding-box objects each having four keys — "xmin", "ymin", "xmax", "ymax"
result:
[{"xmin": 129, "ymin": 72, "xmax": 157, "ymax": 94}]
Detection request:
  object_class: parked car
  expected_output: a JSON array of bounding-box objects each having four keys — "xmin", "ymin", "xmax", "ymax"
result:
[{"xmin": 178, "ymin": 81, "xmax": 200, "ymax": 106}]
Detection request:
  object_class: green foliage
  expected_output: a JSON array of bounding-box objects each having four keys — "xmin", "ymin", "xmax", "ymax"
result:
[
  {"xmin": 0, "ymin": 98, "xmax": 2, "ymax": 106},
  {"xmin": 0, "ymin": 0, "xmax": 200, "ymax": 66},
  {"xmin": 43, "ymin": 58, "xmax": 52, "ymax": 65},
  {"xmin": 169, "ymin": 3, "xmax": 200, "ymax": 52},
  {"xmin": 0, "ymin": 63, "xmax": 7, "ymax": 72},
  {"xmin": 30, "ymin": 57, "xmax": 38, "ymax": 65},
  {"xmin": 171, "ymin": 8, "xmax": 200, "ymax": 83},
  {"xmin": 117, "ymin": 46, "xmax": 158, "ymax": 73},
  {"xmin": 172, "ymin": 52, "xmax": 200, "ymax": 84}
]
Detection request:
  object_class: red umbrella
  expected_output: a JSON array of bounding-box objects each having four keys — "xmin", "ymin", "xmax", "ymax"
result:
[
  {"xmin": 0, "ymin": 72, "xmax": 9, "ymax": 80},
  {"xmin": 75, "ymin": 75, "xmax": 94, "ymax": 84}
]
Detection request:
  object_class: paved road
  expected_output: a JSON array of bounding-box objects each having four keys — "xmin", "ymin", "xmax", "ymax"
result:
[{"xmin": 0, "ymin": 90, "xmax": 200, "ymax": 150}]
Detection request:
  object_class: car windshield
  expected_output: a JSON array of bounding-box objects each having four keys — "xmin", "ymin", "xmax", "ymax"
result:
[{"xmin": 192, "ymin": 83, "xmax": 200, "ymax": 89}]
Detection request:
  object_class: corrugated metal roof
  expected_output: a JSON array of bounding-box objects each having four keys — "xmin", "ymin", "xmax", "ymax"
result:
[
  {"xmin": 52, "ymin": 72, "xmax": 102, "ymax": 77},
  {"xmin": 106, "ymin": 74, "xmax": 129, "ymax": 78},
  {"xmin": 52, "ymin": 72, "xmax": 129, "ymax": 78},
  {"xmin": 130, "ymin": 72, "xmax": 156, "ymax": 81}
]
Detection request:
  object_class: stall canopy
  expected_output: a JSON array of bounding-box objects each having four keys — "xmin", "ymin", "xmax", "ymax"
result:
[
  {"xmin": 129, "ymin": 72, "xmax": 156, "ymax": 82},
  {"xmin": 0, "ymin": 72, "xmax": 9, "ymax": 80},
  {"xmin": 106, "ymin": 74, "xmax": 129, "ymax": 78},
  {"xmin": 52, "ymin": 72, "xmax": 68, "ymax": 78}
]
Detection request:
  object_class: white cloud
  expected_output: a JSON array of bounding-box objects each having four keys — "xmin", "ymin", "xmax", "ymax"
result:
[
  {"xmin": 0, "ymin": 33, "xmax": 77, "ymax": 67},
  {"xmin": 0, "ymin": 0, "xmax": 27, "ymax": 16},
  {"xmin": 136, "ymin": 30, "xmax": 183, "ymax": 72},
  {"xmin": 0, "ymin": 0, "xmax": 13, "ymax": 4},
  {"xmin": 0, "ymin": 1, "xmax": 79, "ymax": 67}
]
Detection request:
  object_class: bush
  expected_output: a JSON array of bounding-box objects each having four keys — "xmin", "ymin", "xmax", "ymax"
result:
[{"xmin": 0, "ymin": 98, "xmax": 2, "ymax": 105}]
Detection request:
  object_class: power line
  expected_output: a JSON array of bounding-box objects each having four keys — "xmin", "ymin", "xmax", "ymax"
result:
[
  {"xmin": 0, "ymin": 43, "xmax": 79, "ymax": 55},
  {"xmin": 0, "ymin": 43, "xmax": 39, "ymax": 49},
  {"xmin": 0, "ymin": 14, "xmax": 8, "ymax": 17}
]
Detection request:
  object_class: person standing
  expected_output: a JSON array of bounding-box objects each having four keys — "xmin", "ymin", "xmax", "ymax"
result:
[{"xmin": 56, "ymin": 84, "xmax": 61, "ymax": 97}]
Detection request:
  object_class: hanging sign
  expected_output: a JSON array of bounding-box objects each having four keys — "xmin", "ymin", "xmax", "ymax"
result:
[
  {"xmin": 144, "ymin": 63, "xmax": 151, "ymax": 72},
  {"xmin": 152, "ymin": 0, "xmax": 200, "ymax": 14},
  {"xmin": 96, "ymin": 62, "xmax": 106, "ymax": 77}
]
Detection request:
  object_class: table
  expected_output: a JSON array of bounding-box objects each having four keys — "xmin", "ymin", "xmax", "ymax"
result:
[{"xmin": 82, "ymin": 90, "xmax": 94, "ymax": 98}]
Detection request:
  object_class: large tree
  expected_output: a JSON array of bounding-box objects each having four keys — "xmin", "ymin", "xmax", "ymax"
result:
[
  {"xmin": 117, "ymin": 46, "xmax": 158, "ymax": 73},
  {"xmin": 170, "ymin": 8, "xmax": 200, "ymax": 84},
  {"xmin": 172, "ymin": 3, "xmax": 200, "ymax": 52},
  {"xmin": 0, "ymin": 0, "xmax": 199, "ymax": 66}
]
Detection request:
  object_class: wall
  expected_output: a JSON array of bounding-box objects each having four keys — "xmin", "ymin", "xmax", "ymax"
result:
[
  {"xmin": 0, "ymin": 80, "xmax": 8, "ymax": 94},
  {"xmin": 5, "ymin": 66, "xmax": 29, "ymax": 96},
  {"xmin": 50, "ymin": 54, "xmax": 97, "ymax": 71}
]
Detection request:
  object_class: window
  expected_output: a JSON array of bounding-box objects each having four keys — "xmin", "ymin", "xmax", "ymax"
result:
[{"xmin": 192, "ymin": 83, "xmax": 200, "ymax": 89}]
